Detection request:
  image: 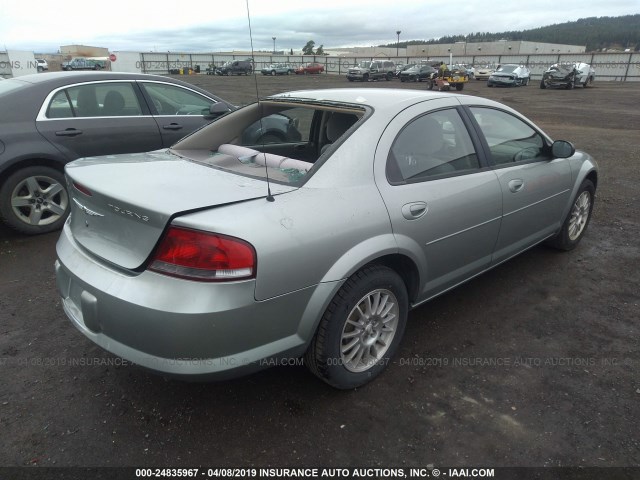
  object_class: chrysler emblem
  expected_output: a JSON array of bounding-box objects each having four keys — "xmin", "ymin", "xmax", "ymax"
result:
[{"xmin": 73, "ymin": 198, "xmax": 104, "ymax": 217}]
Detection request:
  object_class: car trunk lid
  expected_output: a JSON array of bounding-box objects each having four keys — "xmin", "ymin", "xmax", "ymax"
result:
[{"xmin": 66, "ymin": 150, "xmax": 294, "ymax": 270}]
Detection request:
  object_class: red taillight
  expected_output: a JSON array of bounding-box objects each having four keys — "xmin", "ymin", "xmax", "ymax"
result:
[
  {"xmin": 73, "ymin": 181, "xmax": 92, "ymax": 196},
  {"xmin": 149, "ymin": 227, "xmax": 256, "ymax": 282}
]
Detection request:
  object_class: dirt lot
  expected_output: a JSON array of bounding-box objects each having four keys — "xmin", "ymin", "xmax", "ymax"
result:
[{"xmin": 1, "ymin": 74, "xmax": 639, "ymax": 470}]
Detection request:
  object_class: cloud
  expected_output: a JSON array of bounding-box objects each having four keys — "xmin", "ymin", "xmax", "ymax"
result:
[{"xmin": 0, "ymin": 0, "xmax": 637, "ymax": 52}]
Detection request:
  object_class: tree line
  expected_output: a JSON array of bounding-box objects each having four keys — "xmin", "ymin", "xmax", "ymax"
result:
[{"xmin": 380, "ymin": 15, "xmax": 640, "ymax": 52}]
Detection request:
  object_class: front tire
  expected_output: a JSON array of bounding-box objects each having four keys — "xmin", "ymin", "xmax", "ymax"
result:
[
  {"xmin": 0, "ymin": 166, "xmax": 70, "ymax": 235},
  {"xmin": 546, "ymin": 179, "xmax": 595, "ymax": 251},
  {"xmin": 305, "ymin": 265, "xmax": 408, "ymax": 389}
]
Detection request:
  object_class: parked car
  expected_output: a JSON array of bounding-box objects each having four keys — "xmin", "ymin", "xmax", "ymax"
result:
[
  {"xmin": 346, "ymin": 60, "xmax": 396, "ymax": 82},
  {"xmin": 399, "ymin": 65, "xmax": 436, "ymax": 82},
  {"xmin": 395, "ymin": 63, "xmax": 415, "ymax": 77},
  {"xmin": 36, "ymin": 59, "xmax": 49, "ymax": 72},
  {"xmin": 540, "ymin": 62, "xmax": 595, "ymax": 89},
  {"xmin": 55, "ymin": 88, "xmax": 598, "ymax": 389},
  {"xmin": 452, "ymin": 64, "xmax": 474, "ymax": 78},
  {"xmin": 0, "ymin": 72, "xmax": 300, "ymax": 234},
  {"xmin": 216, "ymin": 60, "xmax": 253, "ymax": 76},
  {"xmin": 62, "ymin": 58, "xmax": 106, "ymax": 71},
  {"xmin": 295, "ymin": 63, "xmax": 324, "ymax": 74},
  {"xmin": 473, "ymin": 65, "xmax": 495, "ymax": 80},
  {"xmin": 487, "ymin": 64, "xmax": 531, "ymax": 87},
  {"xmin": 261, "ymin": 63, "xmax": 291, "ymax": 76}
]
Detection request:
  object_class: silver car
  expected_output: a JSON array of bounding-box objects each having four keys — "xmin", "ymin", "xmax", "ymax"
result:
[
  {"xmin": 487, "ymin": 64, "xmax": 531, "ymax": 87},
  {"xmin": 55, "ymin": 89, "xmax": 598, "ymax": 389}
]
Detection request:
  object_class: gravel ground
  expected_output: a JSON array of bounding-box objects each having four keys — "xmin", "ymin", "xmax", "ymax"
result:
[{"xmin": 0, "ymin": 74, "xmax": 638, "ymax": 469}]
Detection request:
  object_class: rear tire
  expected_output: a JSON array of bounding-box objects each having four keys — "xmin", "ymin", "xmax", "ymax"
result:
[
  {"xmin": 305, "ymin": 265, "xmax": 408, "ymax": 389},
  {"xmin": 0, "ymin": 166, "xmax": 70, "ymax": 235},
  {"xmin": 546, "ymin": 179, "xmax": 595, "ymax": 251}
]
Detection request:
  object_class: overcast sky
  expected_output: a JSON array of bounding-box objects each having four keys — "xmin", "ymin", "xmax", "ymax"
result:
[{"xmin": 0, "ymin": 0, "xmax": 637, "ymax": 53}]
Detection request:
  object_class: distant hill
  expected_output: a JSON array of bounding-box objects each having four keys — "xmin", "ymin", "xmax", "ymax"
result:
[{"xmin": 381, "ymin": 15, "xmax": 640, "ymax": 52}]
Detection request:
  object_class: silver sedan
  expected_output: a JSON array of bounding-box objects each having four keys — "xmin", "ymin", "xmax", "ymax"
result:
[{"xmin": 56, "ymin": 88, "xmax": 598, "ymax": 389}]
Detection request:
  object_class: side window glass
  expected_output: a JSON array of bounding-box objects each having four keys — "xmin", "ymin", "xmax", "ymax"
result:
[
  {"xmin": 65, "ymin": 83, "xmax": 142, "ymax": 117},
  {"xmin": 387, "ymin": 109, "xmax": 480, "ymax": 182},
  {"xmin": 46, "ymin": 90, "xmax": 74, "ymax": 118},
  {"xmin": 470, "ymin": 107, "xmax": 550, "ymax": 165},
  {"xmin": 142, "ymin": 83, "xmax": 212, "ymax": 116}
]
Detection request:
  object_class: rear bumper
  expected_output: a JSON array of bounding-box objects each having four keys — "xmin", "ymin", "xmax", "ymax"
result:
[{"xmin": 55, "ymin": 222, "xmax": 337, "ymax": 379}]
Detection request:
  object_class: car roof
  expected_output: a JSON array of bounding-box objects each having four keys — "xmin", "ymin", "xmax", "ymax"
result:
[
  {"xmin": 268, "ymin": 88, "xmax": 512, "ymax": 119},
  {"xmin": 270, "ymin": 88, "xmax": 452, "ymax": 109},
  {"xmin": 9, "ymin": 71, "xmax": 185, "ymax": 87}
]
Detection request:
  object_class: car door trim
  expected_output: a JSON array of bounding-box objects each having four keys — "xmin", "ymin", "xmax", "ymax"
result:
[
  {"xmin": 425, "ymin": 215, "xmax": 502, "ymax": 246},
  {"xmin": 502, "ymin": 189, "xmax": 571, "ymax": 217}
]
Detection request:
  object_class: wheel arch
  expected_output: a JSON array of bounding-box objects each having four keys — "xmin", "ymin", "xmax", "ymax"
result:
[
  {"xmin": 585, "ymin": 169, "xmax": 598, "ymax": 190},
  {"xmin": 0, "ymin": 157, "xmax": 67, "ymax": 187},
  {"xmin": 317, "ymin": 235, "xmax": 422, "ymax": 306},
  {"xmin": 366, "ymin": 254, "xmax": 420, "ymax": 304}
]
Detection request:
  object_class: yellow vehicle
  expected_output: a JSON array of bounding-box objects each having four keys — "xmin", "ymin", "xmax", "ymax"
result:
[{"xmin": 427, "ymin": 66, "xmax": 469, "ymax": 91}]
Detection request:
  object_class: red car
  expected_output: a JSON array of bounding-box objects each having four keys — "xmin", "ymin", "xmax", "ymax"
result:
[{"xmin": 295, "ymin": 62, "xmax": 324, "ymax": 74}]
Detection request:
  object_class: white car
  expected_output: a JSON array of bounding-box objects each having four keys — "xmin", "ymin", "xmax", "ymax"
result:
[
  {"xmin": 36, "ymin": 59, "xmax": 48, "ymax": 72},
  {"xmin": 574, "ymin": 63, "xmax": 596, "ymax": 86},
  {"xmin": 473, "ymin": 65, "xmax": 495, "ymax": 80},
  {"xmin": 487, "ymin": 64, "xmax": 531, "ymax": 87}
]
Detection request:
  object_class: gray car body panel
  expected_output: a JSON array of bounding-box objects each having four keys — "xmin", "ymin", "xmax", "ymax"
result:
[{"xmin": 56, "ymin": 88, "xmax": 598, "ymax": 378}]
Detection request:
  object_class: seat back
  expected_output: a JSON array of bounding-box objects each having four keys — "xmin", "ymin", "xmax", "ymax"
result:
[
  {"xmin": 76, "ymin": 88, "xmax": 99, "ymax": 117},
  {"xmin": 102, "ymin": 91, "xmax": 125, "ymax": 116},
  {"xmin": 321, "ymin": 113, "xmax": 358, "ymax": 154}
]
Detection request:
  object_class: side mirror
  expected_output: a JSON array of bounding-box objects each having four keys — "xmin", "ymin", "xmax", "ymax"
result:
[
  {"xmin": 551, "ymin": 140, "xmax": 575, "ymax": 159},
  {"xmin": 208, "ymin": 102, "xmax": 231, "ymax": 117}
]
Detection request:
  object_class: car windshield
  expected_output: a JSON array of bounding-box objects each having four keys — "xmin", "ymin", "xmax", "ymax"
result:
[
  {"xmin": 357, "ymin": 61, "xmax": 371, "ymax": 68},
  {"xmin": 497, "ymin": 65, "xmax": 517, "ymax": 73},
  {"xmin": 171, "ymin": 101, "xmax": 365, "ymax": 186}
]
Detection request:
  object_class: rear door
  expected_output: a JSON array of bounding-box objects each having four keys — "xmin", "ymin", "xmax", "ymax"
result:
[
  {"xmin": 138, "ymin": 81, "xmax": 230, "ymax": 146},
  {"xmin": 374, "ymin": 100, "xmax": 502, "ymax": 302},
  {"xmin": 36, "ymin": 80, "xmax": 161, "ymax": 160}
]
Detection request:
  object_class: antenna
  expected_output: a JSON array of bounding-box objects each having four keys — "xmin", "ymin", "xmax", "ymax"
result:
[{"xmin": 245, "ymin": 0, "xmax": 275, "ymax": 202}]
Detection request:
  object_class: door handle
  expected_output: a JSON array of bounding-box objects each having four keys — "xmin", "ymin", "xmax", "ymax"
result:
[
  {"xmin": 401, "ymin": 201, "xmax": 428, "ymax": 220},
  {"xmin": 163, "ymin": 124, "xmax": 183, "ymax": 130},
  {"xmin": 55, "ymin": 128, "xmax": 83, "ymax": 137},
  {"xmin": 508, "ymin": 179, "xmax": 524, "ymax": 193}
]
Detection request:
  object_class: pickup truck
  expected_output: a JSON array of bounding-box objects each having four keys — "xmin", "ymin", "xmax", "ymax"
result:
[{"xmin": 62, "ymin": 58, "xmax": 106, "ymax": 71}]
